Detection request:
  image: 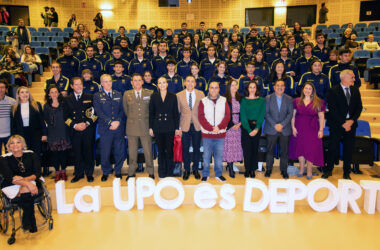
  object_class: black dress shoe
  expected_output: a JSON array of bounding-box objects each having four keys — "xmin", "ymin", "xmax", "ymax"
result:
[
  {"xmin": 352, "ymin": 169, "xmax": 363, "ymax": 175},
  {"xmin": 244, "ymin": 171, "xmax": 250, "ymax": 178},
  {"xmin": 193, "ymin": 170, "xmax": 201, "ymax": 179},
  {"xmin": 227, "ymin": 163, "xmax": 235, "ymax": 178},
  {"xmin": 149, "ymin": 174, "xmax": 155, "ymax": 179},
  {"xmin": 71, "ymin": 176, "xmax": 84, "ymax": 183},
  {"xmin": 115, "ymin": 174, "xmax": 122, "ymax": 178},
  {"xmin": 321, "ymin": 172, "xmax": 330, "ymax": 179},
  {"xmin": 183, "ymin": 171, "xmax": 190, "ymax": 180},
  {"xmin": 87, "ymin": 176, "xmax": 94, "ymax": 182},
  {"xmin": 343, "ymin": 172, "xmax": 351, "ymax": 180},
  {"xmin": 101, "ymin": 175, "xmax": 108, "ymax": 182},
  {"xmin": 281, "ymin": 171, "xmax": 289, "ymax": 179},
  {"xmin": 136, "ymin": 164, "xmax": 145, "ymax": 173},
  {"xmin": 250, "ymin": 170, "xmax": 255, "ymax": 178},
  {"xmin": 264, "ymin": 170, "xmax": 271, "ymax": 177},
  {"xmin": 126, "ymin": 175, "xmax": 135, "ymax": 181}
]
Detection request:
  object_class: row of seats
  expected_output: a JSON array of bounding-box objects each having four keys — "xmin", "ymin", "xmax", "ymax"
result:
[
  {"xmin": 317, "ymin": 22, "xmax": 380, "ymax": 31},
  {"xmin": 0, "ymin": 26, "xmax": 74, "ymax": 33}
]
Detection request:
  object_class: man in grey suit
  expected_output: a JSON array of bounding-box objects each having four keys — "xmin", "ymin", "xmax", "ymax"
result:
[
  {"xmin": 123, "ymin": 73, "xmax": 154, "ymax": 180},
  {"xmin": 263, "ymin": 79, "xmax": 293, "ymax": 179}
]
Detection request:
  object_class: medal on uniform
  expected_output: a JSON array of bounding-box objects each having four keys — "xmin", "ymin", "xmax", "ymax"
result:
[
  {"xmin": 71, "ymin": 61, "xmax": 75, "ymax": 66},
  {"xmin": 93, "ymin": 65, "xmax": 97, "ymax": 69}
]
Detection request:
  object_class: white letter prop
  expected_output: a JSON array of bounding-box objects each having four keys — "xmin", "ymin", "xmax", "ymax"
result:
[
  {"xmin": 113, "ymin": 177, "xmax": 135, "ymax": 211},
  {"xmin": 219, "ymin": 184, "xmax": 236, "ymax": 210},
  {"xmin": 360, "ymin": 180, "xmax": 380, "ymax": 214},
  {"xmin": 288, "ymin": 180, "xmax": 307, "ymax": 213},
  {"xmin": 73, "ymin": 186, "xmax": 101, "ymax": 213},
  {"xmin": 337, "ymin": 179, "xmax": 362, "ymax": 214},
  {"xmin": 136, "ymin": 177, "xmax": 155, "ymax": 210},
  {"xmin": 55, "ymin": 180, "xmax": 74, "ymax": 214},
  {"xmin": 269, "ymin": 179, "xmax": 290, "ymax": 213},
  {"xmin": 243, "ymin": 179, "xmax": 269, "ymax": 212},
  {"xmin": 193, "ymin": 183, "xmax": 218, "ymax": 209},
  {"xmin": 154, "ymin": 178, "xmax": 185, "ymax": 210},
  {"xmin": 307, "ymin": 179, "xmax": 339, "ymax": 212}
]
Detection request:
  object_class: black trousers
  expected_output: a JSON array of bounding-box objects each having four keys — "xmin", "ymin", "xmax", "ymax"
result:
[
  {"xmin": 182, "ymin": 124, "xmax": 202, "ymax": 172},
  {"xmin": 71, "ymin": 126, "xmax": 94, "ymax": 177},
  {"xmin": 241, "ymin": 128, "xmax": 261, "ymax": 171},
  {"xmin": 23, "ymin": 126, "xmax": 42, "ymax": 157},
  {"xmin": 155, "ymin": 132, "xmax": 175, "ymax": 178},
  {"xmin": 266, "ymin": 133, "xmax": 289, "ymax": 172},
  {"xmin": 326, "ymin": 126, "xmax": 356, "ymax": 174},
  {"xmin": 12, "ymin": 193, "xmax": 37, "ymax": 230},
  {"xmin": 51, "ymin": 150, "xmax": 68, "ymax": 171}
]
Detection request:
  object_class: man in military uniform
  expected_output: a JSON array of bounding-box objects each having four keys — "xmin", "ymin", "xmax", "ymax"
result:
[
  {"xmin": 79, "ymin": 45, "xmax": 103, "ymax": 82},
  {"xmin": 57, "ymin": 43, "xmax": 80, "ymax": 80},
  {"xmin": 45, "ymin": 62, "xmax": 70, "ymax": 96},
  {"xmin": 63, "ymin": 77, "xmax": 97, "ymax": 183},
  {"xmin": 123, "ymin": 73, "xmax": 154, "ymax": 180},
  {"xmin": 152, "ymin": 41, "xmax": 175, "ymax": 78},
  {"xmin": 104, "ymin": 46, "xmax": 129, "ymax": 75},
  {"xmin": 93, "ymin": 74, "xmax": 126, "ymax": 181},
  {"xmin": 119, "ymin": 38, "xmax": 134, "ymax": 62},
  {"xmin": 128, "ymin": 45, "xmax": 153, "ymax": 76}
]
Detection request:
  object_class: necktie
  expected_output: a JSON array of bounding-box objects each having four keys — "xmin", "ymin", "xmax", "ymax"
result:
[
  {"xmin": 345, "ymin": 88, "xmax": 351, "ymax": 104},
  {"xmin": 76, "ymin": 94, "xmax": 80, "ymax": 101},
  {"xmin": 189, "ymin": 93, "xmax": 192, "ymax": 110},
  {"xmin": 137, "ymin": 91, "xmax": 141, "ymax": 100},
  {"xmin": 108, "ymin": 92, "xmax": 112, "ymax": 99}
]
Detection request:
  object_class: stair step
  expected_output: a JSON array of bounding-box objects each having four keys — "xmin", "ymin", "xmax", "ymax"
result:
[
  {"xmin": 361, "ymin": 97, "xmax": 380, "ymax": 105},
  {"xmin": 369, "ymin": 124, "xmax": 380, "ymax": 134},
  {"xmin": 359, "ymin": 113, "xmax": 380, "ymax": 123},
  {"xmin": 363, "ymin": 105, "xmax": 380, "ymax": 113},
  {"xmin": 360, "ymin": 90, "xmax": 380, "ymax": 97}
]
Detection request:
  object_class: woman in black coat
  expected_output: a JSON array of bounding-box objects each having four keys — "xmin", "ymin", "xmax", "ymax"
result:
[
  {"xmin": 93, "ymin": 13, "xmax": 103, "ymax": 31},
  {"xmin": 149, "ymin": 77, "xmax": 180, "ymax": 178},
  {"xmin": 11, "ymin": 87, "xmax": 47, "ymax": 160}
]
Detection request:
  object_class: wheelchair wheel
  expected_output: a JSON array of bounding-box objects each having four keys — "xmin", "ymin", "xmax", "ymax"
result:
[
  {"xmin": 0, "ymin": 193, "xmax": 9, "ymax": 234},
  {"xmin": 36, "ymin": 184, "xmax": 52, "ymax": 220}
]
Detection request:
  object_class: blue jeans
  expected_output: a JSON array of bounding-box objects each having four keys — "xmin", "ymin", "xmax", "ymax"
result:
[{"xmin": 202, "ymin": 138, "xmax": 225, "ymax": 178}]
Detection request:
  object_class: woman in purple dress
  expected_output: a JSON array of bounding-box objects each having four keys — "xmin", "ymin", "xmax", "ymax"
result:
[
  {"xmin": 223, "ymin": 80, "xmax": 243, "ymax": 178},
  {"xmin": 289, "ymin": 82, "xmax": 325, "ymax": 179}
]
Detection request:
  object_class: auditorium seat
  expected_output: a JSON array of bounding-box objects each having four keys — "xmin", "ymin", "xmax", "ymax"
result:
[
  {"xmin": 355, "ymin": 23, "xmax": 367, "ymax": 31},
  {"xmin": 316, "ymin": 25, "xmax": 327, "ymax": 31},
  {"xmin": 364, "ymin": 27, "xmax": 376, "ymax": 33},
  {"xmin": 241, "ymin": 28, "xmax": 249, "ymax": 34},
  {"xmin": 129, "ymin": 29, "xmax": 138, "ymax": 34},
  {"xmin": 37, "ymin": 36, "xmax": 50, "ymax": 42},
  {"xmin": 357, "ymin": 32, "xmax": 369, "ymax": 37},
  {"xmin": 30, "ymin": 41, "xmax": 41, "ymax": 47},
  {"xmin": 341, "ymin": 24, "xmax": 348, "ymax": 29},
  {"xmin": 322, "ymin": 29, "xmax": 333, "ymax": 34},
  {"xmin": 51, "ymin": 27, "xmax": 62, "ymax": 33},
  {"xmin": 351, "ymin": 120, "xmax": 375, "ymax": 167},
  {"xmin": 188, "ymin": 29, "xmax": 194, "ymax": 34},
  {"xmin": 52, "ymin": 36, "xmax": 64, "ymax": 43},
  {"xmin": 328, "ymin": 24, "xmax": 340, "ymax": 31},
  {"xmin": 174, "ymin": 29, "xmax": 181, "ymax": 34},
  {"xmin": 38, "ymin": 27, "xmax": 49, "ymax": 33},
  {"xmin": 63, "ymin": 28, "xmax": 74, "ymax": 33},
  {"xmin": 45, "ymin": 31, "xmax": 56, "ymax": 37},
  {"xmin": 335, "ymin": 28, "xmax": 344, "ymax": 34},
  {"xmin": 57, "ymin": 32, "xmax": 69, "ymax": 37},
  {"xmin": 44, "ymin": 41, "xmax": 57, "ymax": 48},
  {"xmin": 374, "ymin": 36, "xmax": 380, "ymax": 43},
  {"xmin": 373, "ymin": 50, "xmax": 380, "ymax": 59},
  {"xmin": 364, "ymin": 58, "xmax": 380, "ymax": 88},
  {"xmin": 31, "ymin": 31, "xmax": 42, "ymax": 37},
  {"xmin": 327, "ymin": 33, "xmax": 339, "ymax": 39},
  {"xmin": 108, "ymin": 29, "xmax": 116, "ymax": 35},
  {"xmin": 0, "ymin": 26, "xmax": 10, "ymax": 32},
  {"xmin": 27, "ymin": 27, "xmax": 36, "ymax": 32}
]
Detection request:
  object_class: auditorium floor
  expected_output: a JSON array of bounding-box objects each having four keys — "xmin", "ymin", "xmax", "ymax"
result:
[{"xmin": 1, "ymin": 164, "xmax": 380, "ymax": 250}]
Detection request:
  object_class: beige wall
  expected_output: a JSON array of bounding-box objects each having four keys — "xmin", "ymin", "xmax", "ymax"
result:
[{"xmin": 5, "ymin": 0, "xmax": 363, "ymax": 31}]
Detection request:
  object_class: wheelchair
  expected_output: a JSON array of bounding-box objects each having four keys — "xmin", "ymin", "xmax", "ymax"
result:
[{"xmin": 0, "ymin": 176, "xmax": 53, "ymax": 245}]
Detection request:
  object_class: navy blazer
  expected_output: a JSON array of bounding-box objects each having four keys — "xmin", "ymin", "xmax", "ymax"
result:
[{"xmin": 93, "ymin": 90, "xmax": 125, "ymax": 135}]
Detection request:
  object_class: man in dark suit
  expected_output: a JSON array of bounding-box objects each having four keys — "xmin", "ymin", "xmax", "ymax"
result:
[
  {"xmin": 323, "ymin": 69, "xmax": 363, "ymax": 179},
  {"xmin": 93, "ymin": 74, "xmax": 126, "ymax": 182},
  {"xmin": 64, "ymin": 77, "xmax": 97, "ymax": 183}
]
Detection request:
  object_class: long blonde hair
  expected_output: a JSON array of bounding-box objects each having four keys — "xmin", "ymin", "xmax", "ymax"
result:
[
  {"xmin": 12, "ymin": 86, "xmax": 39, "ymax": 115},
  {"xmin": 298, "ymin": 82, "xmax": 322, "ymax": 112}
]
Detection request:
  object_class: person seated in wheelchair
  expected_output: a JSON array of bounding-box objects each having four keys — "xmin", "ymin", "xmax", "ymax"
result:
[{"xmin": 0, "ymin": 135, "xmax": 41, "ymax": 233}]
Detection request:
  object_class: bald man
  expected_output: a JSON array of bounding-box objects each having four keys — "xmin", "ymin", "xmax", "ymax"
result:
[{"xmin": 323, "ymin": 69, "xmax": 362, "ymax": 180}]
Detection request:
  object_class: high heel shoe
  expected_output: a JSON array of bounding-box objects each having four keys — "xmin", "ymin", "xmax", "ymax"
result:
[
  {"xmin": 297, "ymin": 172, "xmax": 304, "ymax": 178},
  {"xmin": 306, "ymin": 176, "xmax": 312, "ymax": 180}
]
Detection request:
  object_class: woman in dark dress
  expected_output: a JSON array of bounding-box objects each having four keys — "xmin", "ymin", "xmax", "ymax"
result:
[
  {"xmin": 11, "ymin": 87, "xmax": 47, "ymax": 171},
  {"xmin": 149, "ymin": 77, "xmax": 180, "ymax": 178},
  {"xmin": 0, "ymin": 135, "xmax": 41, "ymax": 233},
  {"xmin": 43, "ymin": 86, "xmax": 71, "ymax": 182}
]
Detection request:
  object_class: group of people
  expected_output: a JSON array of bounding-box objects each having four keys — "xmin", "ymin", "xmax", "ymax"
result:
[{"xmin": 40, "ymin": 7, "xmax": 59, "ymax": 27}]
